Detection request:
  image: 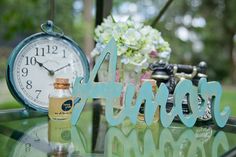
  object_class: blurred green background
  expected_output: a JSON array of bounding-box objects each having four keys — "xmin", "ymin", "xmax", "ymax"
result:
[{"xmin": 0, "ymin": 0, "xmax": 235, "ymax": 114}]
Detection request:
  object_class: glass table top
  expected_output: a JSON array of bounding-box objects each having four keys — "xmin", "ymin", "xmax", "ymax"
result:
[{"xmin": 0, "ymin": 103, "xmax": 236, "ymax": 157}]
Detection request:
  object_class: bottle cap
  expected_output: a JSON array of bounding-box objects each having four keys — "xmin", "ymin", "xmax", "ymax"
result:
[{"xmin": 54, "ymin": 78, "xmax": 70, "ymax": 89}]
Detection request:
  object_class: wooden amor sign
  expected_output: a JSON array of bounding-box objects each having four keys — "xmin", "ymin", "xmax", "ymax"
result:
[{"xmin": 71, "ymin": 38, "xmax": 231, "ymax": 128}]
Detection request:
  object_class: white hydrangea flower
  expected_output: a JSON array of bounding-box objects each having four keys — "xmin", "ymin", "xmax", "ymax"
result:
[
  {"xmin": 122, "ymin": 28, "xmax": 142, "ymax": 49},
  {"xmin": 118, "ymin": 45, "xmax": 128, "ymax": 56},
  {"xmin": 121, "ymin": 58, "xmax": 130, "ymax": 64},
  {"xmin": 92, "ymin": 15, "xmax": 171, "ymax": 71}
]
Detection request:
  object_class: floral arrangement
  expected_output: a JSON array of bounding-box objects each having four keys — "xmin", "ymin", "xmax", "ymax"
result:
[{"xmin": 91, "ymin": 16, "xmax": 171, "ymax": 72}]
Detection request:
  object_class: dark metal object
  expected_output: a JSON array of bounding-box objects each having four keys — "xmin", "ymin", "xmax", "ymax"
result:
[
  {"xmin": 150, "ymin": 61, "xmax": 211, "ymax": 121},
  {"xmin": 92, "ymin": 101, "xmax": 102, "ymax": 151},
  {"xmin": 93, "ymin": 0, "xmax": 113, "ymax": 149},
  {"xmin": 150, "ymin": 61, "xmax": 207, "ymax": 93},
  {"xmin": 151, "ymin": 0, "xmax": 175, "ymax": 27},
  {"xmin": 49, "ymin": 0, "xmax": 55, "ymax": 21},
  {"xmin": 221, "ymin": 145, "xmax": 236, "ymax": 157},
  {"xmin": 95, "ymin": 0, "xmax": 113, "ymax": 26}
]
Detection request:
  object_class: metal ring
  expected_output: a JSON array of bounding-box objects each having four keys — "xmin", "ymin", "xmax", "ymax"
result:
[
  {"xmin": 151, "ymin": 74, "xmax": 169, "ymax": 80},
  {"xmin": 198, "ymin": 73, "xmax": 207, "ymax": 78},
  {"xmin": 40, "ymin": 20, "xmax": 64, "ymax": 37}
]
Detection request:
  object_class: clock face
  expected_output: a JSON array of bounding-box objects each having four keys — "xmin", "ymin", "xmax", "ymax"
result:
[{"xmin": 8, "ymin": 34, "xmax": 89, "ymax": 111}]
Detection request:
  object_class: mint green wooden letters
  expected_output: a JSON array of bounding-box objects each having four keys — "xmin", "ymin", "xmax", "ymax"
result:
[{"xmin": 71, "ymin": 38, "xmax": 231, "ymax": 128}]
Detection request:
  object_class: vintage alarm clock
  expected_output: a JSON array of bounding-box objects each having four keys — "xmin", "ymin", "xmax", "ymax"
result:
[{"xmin": 6, "ymin": 21, "xmax": 89, "ymax": 112}]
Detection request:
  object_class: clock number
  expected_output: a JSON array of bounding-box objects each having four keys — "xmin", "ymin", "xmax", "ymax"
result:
[
  {"xmin": 35, "ymin": 47, "xmax": 39, "ymax": 56},
  {"xmin": 47, "ymin": 45, "xmax": 50, "ymax": 53},
  {"xmin": 25, "ymin": 143, "xmax": 31, "ymax": 152},
  {"xmin": 46, "ymin": 45, "xmax": 57, "ymax": 54},
  {"xmin": 34, "ymin": 132, "xmax": 40, "ymax": 142},
  {"xmin": 26, "ymin": 80, "xmax": 32, "ymax": 89},
  {"xmin": 36, "ymin": 45, "xmax": 57, "ymax": 54},
  {"xmin": 21, "ymin": 68, "xmax": 28, "ymax": 77},
  {"xmin": 35, "ymin": 90, "xmax": 42, "ymax": 99},
  {"xmin": 35, "ymin": 47, "xmax": 45, "ymax": 56},
  {"xmin": 63, "ymin": 50, "xmax": 66, "ymax": 58},
  {"xmin": 26, "ymin": 57, "xmax": 36, "ymax": 65},
  {"xmin": 52, "ymin": 45, "xmax": 58, "ymax": 54}
]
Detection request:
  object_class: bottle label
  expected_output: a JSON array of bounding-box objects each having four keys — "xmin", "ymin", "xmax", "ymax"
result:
[
  {"xmin": 48, "ymin": 120, "xmax": 71, "ymax": 143},
  {"xmin": 49, "ymin": 97, "xmax": 74, "ymax": 120}
]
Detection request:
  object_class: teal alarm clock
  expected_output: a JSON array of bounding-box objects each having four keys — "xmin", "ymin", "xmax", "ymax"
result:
[{"xmin": 6, "ymin": 21, "xmax": 89, "ymax": 112}]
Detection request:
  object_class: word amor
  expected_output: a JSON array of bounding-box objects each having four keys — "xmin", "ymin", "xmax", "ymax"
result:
[{"xmin": 71, "ymin": 39, "xmax": 230, "ymax": 128}]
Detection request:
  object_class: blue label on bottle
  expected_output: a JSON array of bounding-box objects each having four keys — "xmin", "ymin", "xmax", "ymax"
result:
[{"xmin": 61, "ymin": 100, "xmax": 73, "ymax": 111}]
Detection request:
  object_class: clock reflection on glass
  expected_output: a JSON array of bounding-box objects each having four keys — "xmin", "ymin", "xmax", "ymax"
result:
[
  {"xmin": 11, "ymin": 121, "xmax": 78, "ymax": 157},
  {"xmin": 11, "ymin": 123, "xmax": 50, "ymax": 157},
  {"xmin": 6, "ymin": 21, "xmax": 89, "ymax": 112}
]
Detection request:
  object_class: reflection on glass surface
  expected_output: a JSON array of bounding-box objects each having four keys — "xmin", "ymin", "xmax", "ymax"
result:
[
  {"xmin": 48, "ymin": 120, "xmax": 73, "ymax": 156},
  {"xmin": 11, "ymin": 122, "xmax": 50, "ymax": 157},
  {"xmin": 0, "ymin": 110, "xmax": 91, "ymax": 156},
  {"xmin": 104, "ymin": 124, "xmax": 229, "ymax": 157},
  {"xmin": 9, "ymin": 121, "xmax": 70, "ymax": 157},
  {"xmin": 0, "ymin": 110, "xmax": 235, "ymax": 157}
]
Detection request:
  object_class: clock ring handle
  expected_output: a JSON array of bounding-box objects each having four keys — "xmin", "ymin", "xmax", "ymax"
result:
[{"xmin": 40, "ymin": 20, "xmax": 64, "ymax": 37}]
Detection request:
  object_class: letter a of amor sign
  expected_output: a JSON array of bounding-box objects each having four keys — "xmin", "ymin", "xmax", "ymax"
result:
[{"xmin": 71, "ymin": 38, "xmax": 231, "ymax": 128}]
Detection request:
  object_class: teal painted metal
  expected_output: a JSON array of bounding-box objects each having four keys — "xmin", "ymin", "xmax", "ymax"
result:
[
  {"xmin": 6, "ymin": 21, "xmax": 90, "ymax": 112},
  {"xmin": 71, "ymin": 38, "xmax": 231, "ymax": 127}
]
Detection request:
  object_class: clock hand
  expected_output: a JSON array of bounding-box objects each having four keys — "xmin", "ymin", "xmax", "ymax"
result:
[
  {"xmin": 35, "ymin": 60, "xmax": 55, "ymax": 76},
  {"xmin": 54, "ymin": 63, "xmax": 71, "ymax": 73}
]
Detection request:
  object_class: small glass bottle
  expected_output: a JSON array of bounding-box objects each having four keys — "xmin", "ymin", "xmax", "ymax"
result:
[
  {"xmin": 48, "ymin": 78, "xmax": 74, "ymax": 120},
  {"xmin": 48, "ymin": 120, "xmax": 72, "ymax": 156}
]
